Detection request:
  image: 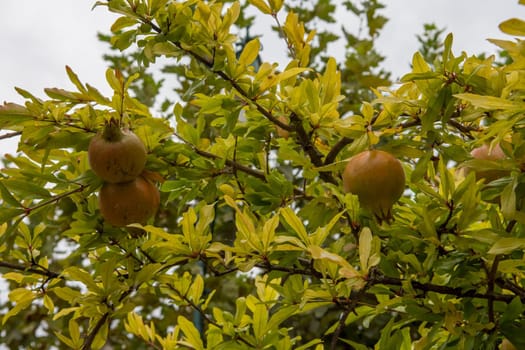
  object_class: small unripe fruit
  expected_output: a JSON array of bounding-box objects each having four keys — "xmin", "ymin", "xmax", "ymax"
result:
[
  {"xmin": 342, "ymin": 150, "xmax": 405, "ymax": 223},
  {"xmin": 88, "ymin": 124, "xmax": 147, "ymax": 183},
  {"xmin": 98, "ymin": 176, "xmax": 160, "ymax": 227}
]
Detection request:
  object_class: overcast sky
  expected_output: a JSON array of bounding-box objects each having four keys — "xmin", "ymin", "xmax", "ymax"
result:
[{"xmin": 0, "ymin": 0, "xmax": 523, "ymax": 154}]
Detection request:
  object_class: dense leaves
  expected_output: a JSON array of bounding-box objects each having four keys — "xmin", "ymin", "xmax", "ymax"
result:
[{"xmin": 2, "ymin": 0, "xmax": 525, "ymax": 349}]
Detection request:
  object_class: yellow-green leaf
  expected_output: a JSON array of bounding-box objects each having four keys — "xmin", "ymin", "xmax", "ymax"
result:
[
  {"xmin": 261, "ymin": 214, "xmax": 279, "ymax": 252},
  {"xmin": 43, "ymin": 294, "xmax": 55, "ymax": 313},
  {"xmin": 238, "ymin": 38, "xmax": 260, "ymax": 67},
  {"xmin": 248, "ymin": 0, "xmax": 272, "ymax": 14},
  {"xmin": 454, "ymin": 93, "xmax": 525, "ymax": 110},
  {"xmin": 499, "ymin": 18, "xmax": 525, "ymax": 36},
  {"xmin": 253, "ymin": 303, "xmax": 268, "ymax": 340},
  {"xmin": 3, "ymin": 288, "xmax": 35, "ymax": 325},
  {"xmin": 258, "ymin": 67, "xmax": 309, "ymax": 92},
  {"xmin": 488, "ymin": 238, "xmax": 525, "ymax": 255},
  {"xmin": 178, "ymin": 316, "xmax": 204, "ymax": 350},
  {"xmin": 359, "ymin": 227, "xmax": 372, "ymax": 273},
  {"xmin": 280, "ymin": 207, "xmax": 309, "ymax": 243},
  {"xmin": 268, "ymin": 0, "xmax": 283, "ymax": 12}
]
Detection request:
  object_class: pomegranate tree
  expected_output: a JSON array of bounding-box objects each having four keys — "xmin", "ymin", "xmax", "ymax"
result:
[{"xmin": 342, "ymin": 149, "xmax": 405, "ymax": 223}]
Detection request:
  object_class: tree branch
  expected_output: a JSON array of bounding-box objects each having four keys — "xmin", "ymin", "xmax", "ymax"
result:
[
  {"xmin": 81, "ymin": 312, "xmax": 109, "ymax": 350},
  {"xmin": 289, "ymin": 113, "xmax": 337, "ymax": 184},
  {"xmin": 368, "ymin": 270, "xmax": 521, "ymax": 303},
  {"xmin": 0, "ymin": 131, "xmax": 22, "ymax": 141},
  {"xmin": 0, "ymin": 260, "xmax": 62, "ymax": 279},
  {"xmin": 24, "ymin": 184, "xmax": 87, "ymax": 216},
  {"xmin": 330, "ymin": 307, "xmax": 351, "ymax": 350},
  {"xmin": 174, "ymin": 132, "xmax": 308, "ymax": 198},
  {"xmin": 324, "ymin": 137, "xmax": 353, "ymax": 166}
]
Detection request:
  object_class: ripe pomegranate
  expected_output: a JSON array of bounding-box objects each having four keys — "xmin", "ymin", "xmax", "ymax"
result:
[
  {"xmin": 468, "ymin": 143, "xmax": 508, "ymax": 183},
  {"xmin": 98, "ymin": 176, "xmax": 160, "ymax": 227},
  {"xmin": 88, "ymin": 123, "xmax": 147, "ymax": 183},
  {"xmin": 342, "ymin": 150, "xmax": 405, "ymax": 223}
]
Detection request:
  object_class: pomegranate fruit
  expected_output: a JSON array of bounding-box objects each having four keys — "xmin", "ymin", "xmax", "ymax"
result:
[
  {"xmin": 342, "ymin": 150, "xmax": 405, "ymax": 223},
  {"xmin": 468, "ymin": 143, "xmax": 508, "ymax": 183},
  {"xmin": 98, "ymin": 176, "xmax": 160, "ymax": 227},
  {"xmin": 88, "ymin": 123, "xmax": 147, "ymax": 183}
]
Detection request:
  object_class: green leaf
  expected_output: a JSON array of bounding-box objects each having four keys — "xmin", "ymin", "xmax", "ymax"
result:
[
  {"xmin": 454, "ymin": 93, "xmax": 525, "ymax": 110},
  {"xmin": 238, "ymin": 38, "xmax": 260, "ymax": 68},
  {"xmin": 68, "ymin": 319, "xmax": 82, "ymax": 347},
  {"xmin": 499, "ymin": 18, "xmax": 525, "ymax": 36},
  {"xmin": 501, "ymin": 177, "xmax": 518, "ymax": 220},
  {"xmin": 111, "ymin": 16, "xmax": 138, "ymax": 32},
  {"xmin": 65, "ymin": 65, "xmax": 87, "ymax": 93},
  {"xmin": 261, "ymin": 214, "xmax": 279, "ymax": 253},
  {"xmin": 54, "ymin": 331, "xmax": 76, "ymax": 349},
  {"xmin": 106, "ymin": 68, "xmax": 124, "ymax": 95},
  {"xmin": 0, "ymin": 102, "xmax": 34, "ymax": 128},
  {"xmin": 43, "ymin": 294, "xmax": 55, "ymax": 313},
  {"xmin": 266, "ymin": 305, "xmax": 296, "ymax": 331},
  {"xmin": 178, "ymin": 316, "xmax": 204, "ymax": 350},
  {"xmin": 0, "ymin": 208, "xmax": 25, "ymax": 224},
  {"xmin": 488, "ymin": 238, "xmax": 525, "ymax": 255},
  {"xmin": 52, "ymin": 286, "xmax": 82, "ymax": 302},
  {"xmin": 3, "ymin": 179, "xmax": 51, "ymax": 199},
  {"xmin": 252, "ymin": 303, "xmax": 268, "ymax": 340},
  {"xmin": 258, "ymin": 67, "xmax": 310, "ymax": 93},
  {"xmin": 268, "ymin": 0, "xmax": 283, "ymax": 12},
  {"xmin": 359, "ymin": 227, "xmax": 372, "ymax": 273},
  {"xmin": 63, "ymin": 267, "xmax": 102, "ymax": 293},
  {"xmin": 248, "ymin": 0, "xmax": 272, "ymax": 14},
  {"xmin": 2, "ymin": 288, "xmax": 35, "ymax": 325},
  {"xmin": 280, "ymin": 207, "xmax": 309, "ymax": 244}
]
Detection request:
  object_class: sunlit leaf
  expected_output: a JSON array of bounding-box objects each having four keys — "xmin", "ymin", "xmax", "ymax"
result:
[{"xmin": 499, "ymin": 18, "xmax": 525, "ymax": 36}]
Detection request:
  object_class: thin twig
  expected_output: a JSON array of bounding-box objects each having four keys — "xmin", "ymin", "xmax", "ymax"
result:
[
  {"xmin": 447, "ymin": 119, "xmax": 476, "ymax": 139},
  {"xmin": 0, "ymin": 131, "xmax": 22, "ymax": 141},
  {"xmin": 81, "ymin": 312, "xmax": 109, "ymax": 350},
  {"xmin": 174, "ymin": 132, "xmax": 308, "ymax": 198},
  {"xmin": 271, "ymin": 13, "xmax": 295, "ymax": 58},
  {"xmin": 0, "ymin": 261, "xmax": 62, "ymax": 279},
  {"xmin": 330, "ymin": 307, "xmax": 351, "ymax": 350},
  {"xmin": 24, "ymin": 184, "xmax": 87, "ymax": 215},
  {"xmin": 369, "ymin": 272, "xmax": 520, "ymax": 303}
]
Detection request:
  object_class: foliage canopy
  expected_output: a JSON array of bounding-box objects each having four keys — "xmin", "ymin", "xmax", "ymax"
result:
[{"xmin": 2, "ymin": 0, "xmax": 525, "ymax": 349}]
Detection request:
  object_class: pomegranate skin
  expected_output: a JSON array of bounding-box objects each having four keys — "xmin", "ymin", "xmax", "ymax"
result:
[
  {"xmin": 88, "ymin": 127, "xmax": 147, "ymax": 183},
  {"xmin": 342, "ymin": 150, "xmax": 405, "ymax": 222},
  {"xmin": 98, "ymin": 176, "xmax": 160, "ymax": 227},
  {"xmin": 469, "ymin": 143, "xmax": 508, "ymax": 183}
]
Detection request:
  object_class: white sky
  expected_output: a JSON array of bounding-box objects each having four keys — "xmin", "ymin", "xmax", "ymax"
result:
[{"xmin": 0, "ymin": 0, "xmax": 523, "ymax": 154}]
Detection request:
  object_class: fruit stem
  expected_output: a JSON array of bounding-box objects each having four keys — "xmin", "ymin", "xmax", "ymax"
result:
[{"xmin": 102, "ymin": 119, "xmax": 124, "ymax": 142}]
